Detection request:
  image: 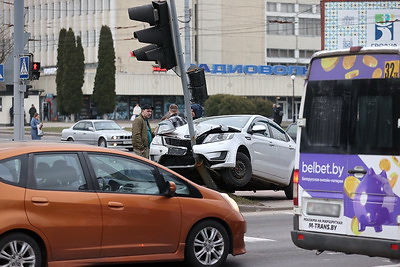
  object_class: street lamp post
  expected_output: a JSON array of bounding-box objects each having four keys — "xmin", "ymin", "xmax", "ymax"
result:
[{"xmin": 291, "ymin": 75, "xmax": 296, "ymax": 123}]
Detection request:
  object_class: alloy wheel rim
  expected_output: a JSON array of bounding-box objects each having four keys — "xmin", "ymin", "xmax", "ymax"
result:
[
  {"xmin": 193, "ymin": 227, "xmax": 225, "ymax": 265},
  {"xmin": 0, "ymin": 240, "xmax": 36, "ymax": 267}
]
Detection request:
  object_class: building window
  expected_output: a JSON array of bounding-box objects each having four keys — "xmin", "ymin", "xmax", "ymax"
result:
[
  {"xmin": 49, "ymin": 3, "xmax": 54, "ymax": 20},
  {"xmin": 267, "ymin": 2, "xmax": 277, "ymax": 12},
  {"xmin": 55, "ymin": 2, "xmax": 60, "ymax": 19},
  {"xmin": 267, "ymin": 49, "xmax": 295, "ymax": 58},
  {"xmin": 299, "ymin": 18, "xmax": 321, "ymax": 36},
  {"xmin": 299, "ymin": 4, "xmax": 313, "ymax": 13},
  {"xmin": 267, "ymin": 16, "xmax": 294, "ymax": 35},
  {"xmin": 299, "ymin": 49, "xmax": 317, "ymax": 59},
  {"xmin": 60, "ymin": 2, "xmax": 66, "ymax": 17},
  {"xmin": 44, "ymin": 4, "xmax": 48, "ymax": 20},
  {"xmin": 280, "ymin": 3, "xmax": 295, "ymax": 13}
]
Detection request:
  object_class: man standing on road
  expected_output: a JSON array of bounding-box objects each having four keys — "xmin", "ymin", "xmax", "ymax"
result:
[{"xmin": 132, "ymin": 104, "xmax": 154, "ymax": 158}]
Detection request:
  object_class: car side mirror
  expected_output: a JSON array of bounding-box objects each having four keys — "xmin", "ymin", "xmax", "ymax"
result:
[
  {"xmin": 88, "ymin": 127, "xmax": 94, "ymax": 131},
  {"xmin": 249, "ymin": 124, "xmax": 266, "ymax": 134},
  {"xmin": 164, "ymin": 181, "xmax": 177, "ymax": 197}
]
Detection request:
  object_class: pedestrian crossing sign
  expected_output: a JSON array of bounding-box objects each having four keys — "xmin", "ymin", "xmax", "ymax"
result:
[{"xmin": 20, "ymin": 56, "xmax": 29, "ymax": 80}]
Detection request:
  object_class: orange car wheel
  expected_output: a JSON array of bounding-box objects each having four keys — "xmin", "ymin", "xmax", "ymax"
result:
[
  {"xmin": 185, "ymin": 220, "xmax": 229, "ymax": 267},
  {"xmin": 0, "ymin": 233, "xmax": 42, "ymax": 267}
]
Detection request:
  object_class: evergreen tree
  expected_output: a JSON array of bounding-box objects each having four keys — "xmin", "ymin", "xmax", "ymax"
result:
[
  {"xmin": 62, "ymin": 28, "xmax": 83, "ymax": 117},
  {"xmin": 56, "ymin": 28, "xmax": 67, "ymax": 115},
  {"xmin": 92, "ymin": 25, "xmax": 116, "ymax": 116}
]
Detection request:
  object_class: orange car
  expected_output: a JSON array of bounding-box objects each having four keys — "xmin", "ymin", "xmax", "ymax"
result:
[{"xmin": 0, "ymin": 142, "xmax": 246, "ymax": 267}]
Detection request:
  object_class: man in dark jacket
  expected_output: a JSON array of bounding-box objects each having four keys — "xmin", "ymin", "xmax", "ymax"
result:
[{"xmin": 132, "ymin": 104, "xmax": 154, "ymax": 158}]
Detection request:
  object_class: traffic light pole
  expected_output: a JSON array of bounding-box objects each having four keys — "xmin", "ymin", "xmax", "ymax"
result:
[
  {"xmin": 168, "ymin": 0, "xmax": 218, "ymax": 191},
  {"xmin": 13, "ymin": 0, "xmax": 25, "ymax": 141}
]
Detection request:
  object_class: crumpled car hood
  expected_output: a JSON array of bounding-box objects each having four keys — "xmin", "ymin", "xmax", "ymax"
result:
[{"xmin": 159, "ymin": 123, "xmax": 241, "ymax": 139}]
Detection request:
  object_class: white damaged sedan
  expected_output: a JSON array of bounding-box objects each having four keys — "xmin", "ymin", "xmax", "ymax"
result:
[
  {"xmin": 61, "ymin": 120, "xmax": 132, "ymax": 150},
  {"xmin": 150, "ymin": 115, "xmax": 296, "ymax": 198}
]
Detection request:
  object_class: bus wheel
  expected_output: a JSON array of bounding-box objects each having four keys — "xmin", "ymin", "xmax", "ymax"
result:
[{"xmin": 221, "ymin": 152, "xmax": 252, "ymax": 187}]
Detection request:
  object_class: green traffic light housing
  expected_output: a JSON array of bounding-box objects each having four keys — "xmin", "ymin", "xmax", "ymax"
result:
[{"xmin": 128, "ymin": 1, "xmax": 177, "ymax": 70}]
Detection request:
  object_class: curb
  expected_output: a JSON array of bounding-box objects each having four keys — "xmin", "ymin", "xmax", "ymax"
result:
[{"xmin": 239, "ymin": 205, "xmax": 292, "ymax": 213}]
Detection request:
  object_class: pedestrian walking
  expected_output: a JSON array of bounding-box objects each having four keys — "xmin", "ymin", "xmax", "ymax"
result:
[
  {"xmin": 30, "ymin": 113, "xmax": 43, "ymax": 140},
  {"xmin": 29, "ymin": 104, "xmax": 37, "ymax": 123}
]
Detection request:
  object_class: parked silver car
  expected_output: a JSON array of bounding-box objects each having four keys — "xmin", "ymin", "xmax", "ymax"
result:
[
  {"xmin": 150, "ymin": 115, "xmax": 296, "ymax": 198},
  {"xmin": 61, "ymin": 120, "xmax": 132, "ymax": 150}
]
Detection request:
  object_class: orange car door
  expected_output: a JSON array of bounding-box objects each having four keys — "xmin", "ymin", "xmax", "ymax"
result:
[
  {"xmin": 25, "ymin": 153, "xmax": 102, "ymax": 260},
  {"xmin": 87, "ymin": 153, "xmax": 182, "ymax": 258}
]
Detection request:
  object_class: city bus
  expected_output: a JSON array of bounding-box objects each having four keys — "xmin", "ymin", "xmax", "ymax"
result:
[{"xmin": 291, "ymin": 46, "xmax": 400, "ymax": 260}]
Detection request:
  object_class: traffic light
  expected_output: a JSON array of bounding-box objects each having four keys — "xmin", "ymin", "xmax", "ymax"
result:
[
  {"xmin": 30, "ymin": 62, "xmax": 40, "ymax": 80},
  {"xmin": 187, "ymin": 66, "xmax": 208, "ymax": 105},
  {"xmin": 128, "ymin": 1, "xmax": 177, "ymax": 70}
]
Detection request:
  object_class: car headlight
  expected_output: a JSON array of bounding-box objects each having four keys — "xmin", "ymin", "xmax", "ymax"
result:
[
  {"xmin": 151, "ymin": 135, "xmax": 164, "ymax": 146},
  {"xmin": 220, "ymin": 193, "xmax": 240, "ymax": 213},
  {"xmin": 111, "ymin": 136, "xmax": 117, "ymax": 140},
  {"xmin": 203, "ymin": 133, "xmax": 234, "ymax": 144}
]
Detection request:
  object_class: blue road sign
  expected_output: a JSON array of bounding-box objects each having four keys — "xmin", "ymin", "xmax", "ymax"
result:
[
  {"xmin": 0, "ymin": 64, "xmax": 4, "ymax": 82},
  {"xmin": 20, "ymin": 56, "xmax": 29, "ymax": 80}
]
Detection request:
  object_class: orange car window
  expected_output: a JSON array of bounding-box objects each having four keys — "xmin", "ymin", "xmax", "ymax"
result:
[
  {"xmin": 0, "ymin": 158, "xmax": 21, "ymax": 183},
  {"xmin": 88, "ymin": 154, "xmax": 161, "ymax": 195},
  {"xmin": 34, "ymin": 154, "xmax": 87, "ymax": 191}
]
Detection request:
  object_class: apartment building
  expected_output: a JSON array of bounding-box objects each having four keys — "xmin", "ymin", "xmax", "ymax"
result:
[{"xmin": 0, "ymin": 0, "xmax": 321, "ymax": 124}]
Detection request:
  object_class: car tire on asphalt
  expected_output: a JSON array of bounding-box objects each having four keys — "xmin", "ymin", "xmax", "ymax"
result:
[
  {"xmin": 284, "ymin": 172, "xmax": 294, "ymax": 200},
  {"xmin": 0, "ymin": 233, "xmax": 42, "ymax": 267},
  {"xmin": 221, "ymin": 152, "xmax": 252, "ymax": 187},
  {"xmin": 185, "ymin": 220, "xmax": 229, "ymax": 267},
  {"xmin": 67, "ymin": 137, "xmax": 74, "ymax": 142},
  {"xmin": 98, "ymin": 138, "xmax": 107, "ymax": 147}
]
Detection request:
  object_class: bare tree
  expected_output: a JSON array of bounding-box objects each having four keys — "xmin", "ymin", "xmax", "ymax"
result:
[{"xmin": 0, "ymin": 16, "xmax": 14, "ymax": 64}]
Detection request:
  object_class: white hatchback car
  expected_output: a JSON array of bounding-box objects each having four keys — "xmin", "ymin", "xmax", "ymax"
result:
[
  {"xmin": 61, "ymin": 120, "xmax": 132, "ymax": 150},
  {"xmin": 150, "ymin": 115, "xmax": 296, "ymax": 198}
]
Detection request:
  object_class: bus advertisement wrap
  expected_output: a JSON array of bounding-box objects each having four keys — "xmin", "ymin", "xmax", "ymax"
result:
[{"xmin": 299, "ymin": 153, "xmax": 400, "ymax": 240}]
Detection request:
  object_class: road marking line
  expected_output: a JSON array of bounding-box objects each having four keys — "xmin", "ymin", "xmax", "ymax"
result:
[{"xmin": 245, "ymin": 236, "xmax": 276, "ymax": 242}]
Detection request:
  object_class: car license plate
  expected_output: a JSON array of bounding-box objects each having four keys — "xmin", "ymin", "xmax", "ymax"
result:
[
  {"xmin": 168, "ymin": 147, "xmax": 187, "ymax": 156},
  {"xmin": 306, "ymin": 201, "xmax": 341, "ymax": 217},
  {"xmin": 123, "ymin": 140, "xmax": 132, "ymax": 145}
]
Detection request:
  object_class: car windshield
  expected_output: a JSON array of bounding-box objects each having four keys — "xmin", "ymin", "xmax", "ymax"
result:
[
  {"xmin": 94, "ymin": 121, "xmax": 122, "ymax": 131},
  {"xmin": 195, "ymin": 115, "xmax": 250, "ymax": 129}
]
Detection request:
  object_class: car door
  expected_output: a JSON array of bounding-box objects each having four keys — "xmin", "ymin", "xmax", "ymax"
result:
[
  {"xmin": 25, "ymin": 153, "xmax": 102, "ymax": 260},
  {"xmin": 84, "ymin": 121, "xmax": 98, "ymax": 145},
  {"xmin": 87, "ymin": 153, "xmax": 182, "ymax": 257},
  {"xmin": 267, "ymin": 121, "xmax": 295, "ymax": 181},
  {"xmin": 71, "ymin": 121, "xmax": 88, "ymax": 143},
  {"xmin": 248, "ymin": 119, "xmax": 278, "ymax": 179}
]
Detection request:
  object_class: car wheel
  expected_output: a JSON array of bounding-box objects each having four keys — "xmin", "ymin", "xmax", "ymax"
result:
[
  {"xmin": 98, "ymin": 138, "xmax": 107, "ymax": 147},
  {"xmin": 284, "ymin": 172, "xmax": 294, "ymax": 200},
  {"xmin": 221, "ymin": 152, "xmax": 252, "ymax": 187},
  {"xmin": 0, "ymin": 233, "xmax": 42, "ymax": 267},
  {"xmin": 185, "ymin": 220, "xmax": 229, "ymax": 267},
  {"xmin": 67, "ymin": 137, "xmax": 74, "ymax": 142}
]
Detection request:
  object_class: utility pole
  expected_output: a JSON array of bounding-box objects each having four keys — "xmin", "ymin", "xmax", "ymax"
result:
[
  {"xmin": 184, "ymin": 0, "xmax": 191, "ymax": 70},
  {"xmin": 13, "ymin": 0, "xmax": 25, "ymax": 141},
  {"xmin": 169, "ymin": 0, "xmax": 218, "ymax": 190}
]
